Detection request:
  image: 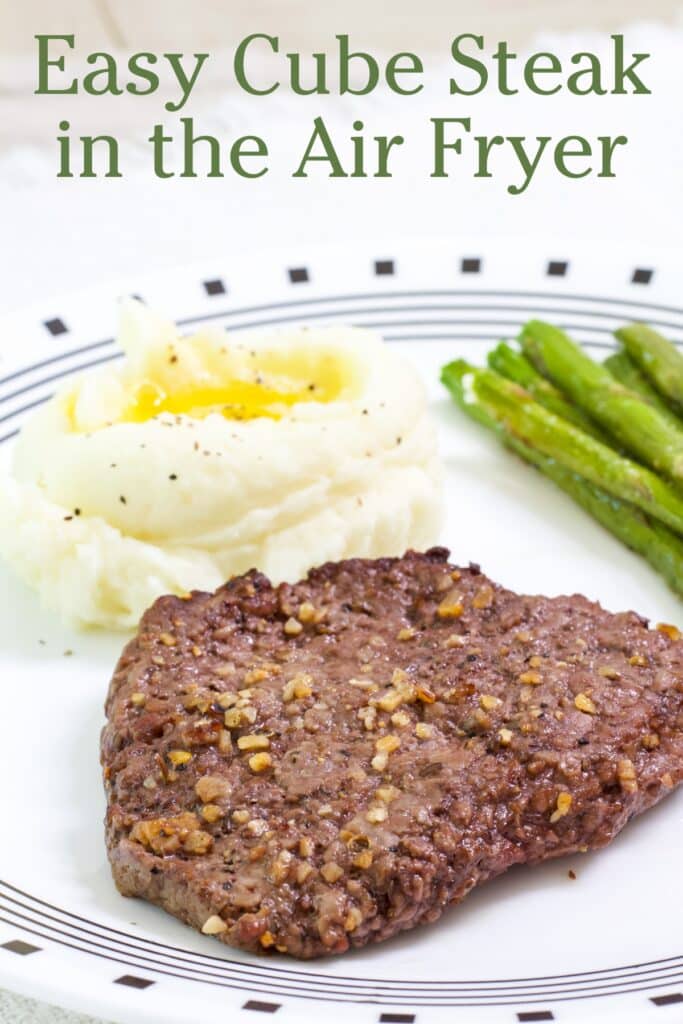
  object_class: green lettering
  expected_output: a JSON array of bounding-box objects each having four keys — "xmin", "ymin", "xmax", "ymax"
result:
[
  {"xmin": 81, "ymin": 134, "xmax": 121, "ymax": 178},
  {"xmin": 164, "ymin": 53, "xmax": 210, "ymax": 112},
  {"xmin": 507, "ymin": 136, "xmax": 550, "ymax": 196},
  {"xmin": 230, "ymin": 135, "xmax": 269, "ymax": 178},
  {"xmin": 431, "ymin": 117, "xmax": 471, "ymax": 177},
  {"xmin": 180, "ymin": 117, "xmax": 222, "ymax": 177},
  {"xmin": 338, "ymin": 35, "xmax": 379, "ymax": 95},
  {"xmin": 449, "ymin": 35, "xmax": 487, "ymax": 95},
  {"xmin": 293, "ymin": 117, "xmax": 347, "ymax": 177},
  {"xmin": 612, "ymin": 34, "xmax": 650, "ymax": 95},
  {"xmin": 474, "ymin": 135, "xmax": 504, "ymax": 177},
  {"xmin": 57, "ymin": 119, "xmax": 72, "ymax": 178},
  {"xmin": 597, "ymin": 135, "xmax": 627, "ymax": 177},
  {"xmin": 35, "ymin": 34, "xmax": 76, "ymax": 94},
  {"xmin": 234, "ymin": 34, "xmax": 279, "ymax": 95},
  {"xmin": 83, "ymin": 53, "xmax": 122, "ymax": 96},
  {"xmin": 287, "ymin": 52, "xmax": 329, "ymax": 96},
  {"xmin": 385, "ymin": 52, "xmax": 423, "ymax": 95},
  {"xmin": 374, "ymin": 134, "xmax": 403, "ymax": 178},
  {"xmin": 148, "ymin": 124, "xmax": 174, "ymax": 178},
  {"xmin": 524, "ymin": 52, "xmax": 562, "ymax": 95},
  {"xmin": 492, "ymin": 40, "xmax": 518, "ymax": 96},
  {"xmin": 568, "ymin": 52, "xmax": 606, "ymax": 96},
  {"xmin": 126, "ymin": 52, "xmax": 159, "ymax": 96},
  {"xmin": 554, "ymin": 136, "xmax": 593, "ymax": 178}
]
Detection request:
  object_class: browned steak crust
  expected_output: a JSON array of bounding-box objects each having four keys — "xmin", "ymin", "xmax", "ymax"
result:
[{"xmin": 102, "ymin": 548, "xmax": 683, "ymax": 958}]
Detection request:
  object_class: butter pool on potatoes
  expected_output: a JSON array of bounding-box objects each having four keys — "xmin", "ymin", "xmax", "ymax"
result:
[{"xmin": 0, "ymin": 301, "xmax": 443, "ymax": 629}]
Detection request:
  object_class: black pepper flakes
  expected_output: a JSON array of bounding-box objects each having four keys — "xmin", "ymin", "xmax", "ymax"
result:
[
  {"xmin": 120, "ymin": 496, "xmax": 127, "ymax": 504},
  {"xmin": 169, "ymin": 474, "xmax": 178, "ymax": 481}
]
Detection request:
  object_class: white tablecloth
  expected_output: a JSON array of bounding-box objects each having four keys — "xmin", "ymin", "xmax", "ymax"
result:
[
  {"xmin": 2, "ymin": 19, "xmax": 683, "ymax": 312},
  {"xmin": 1, "ymin": 15, "xmax": 682, "ymax": 1023}
]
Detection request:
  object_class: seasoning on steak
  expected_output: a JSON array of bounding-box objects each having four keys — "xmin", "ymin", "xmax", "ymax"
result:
[{"xmin": 101, "ymin": 548, "xmax": 683, "ymax": 958}]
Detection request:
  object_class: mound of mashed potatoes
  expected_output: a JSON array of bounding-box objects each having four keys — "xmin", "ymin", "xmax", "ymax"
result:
[{"xmin": 0, "ymin": 301, "xmax": 442, "ymax": 629}]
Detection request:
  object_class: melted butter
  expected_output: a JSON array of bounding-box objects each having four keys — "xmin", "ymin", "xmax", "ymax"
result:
[
  {"xmin": 62, "ymin": 342, "xmax": 353, "ymax": 431},
  {"xmin": 123, "ymin": 377, "xmax": 338, "ymax": 422}
]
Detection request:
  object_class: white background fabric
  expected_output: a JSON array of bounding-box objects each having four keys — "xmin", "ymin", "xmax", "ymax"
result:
[
  {"xmin": 1, "ymin": 18, "xmax": 682, "ymax": 313},
  {"xmin": 1, "ymin": 10, "xmax": 682, "ymax": 1022}
]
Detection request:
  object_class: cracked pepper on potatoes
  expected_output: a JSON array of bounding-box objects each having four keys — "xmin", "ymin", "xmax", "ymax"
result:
[{"xmin": 0, "ymin": 302, "xmax": 442, "ymax": 628}]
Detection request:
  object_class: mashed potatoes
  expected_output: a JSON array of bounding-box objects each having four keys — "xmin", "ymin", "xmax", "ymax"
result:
[{"xmin": 0, "ymin": 302, "xmax": 442, "ymax": 629}]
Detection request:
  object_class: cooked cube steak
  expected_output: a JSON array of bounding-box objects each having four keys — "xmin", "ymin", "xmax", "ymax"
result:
[{"xmin": 102, "ymin": 548, "xmax": 683, "ymax": 958}]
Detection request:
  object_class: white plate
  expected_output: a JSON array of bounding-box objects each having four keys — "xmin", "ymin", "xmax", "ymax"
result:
[{"xmin": 0, "ymin": 237, "xmax": 682, "ymax": 1024}]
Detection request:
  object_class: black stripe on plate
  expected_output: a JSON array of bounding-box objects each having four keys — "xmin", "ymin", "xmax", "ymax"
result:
[
  {"xmin": 1, "ymin": 939, "xmax": 41, "ymax": 955},
  {"xmin": 0, "ymin": 314, "xmax": 628, "ymax": 405},
  {"xmin": 114, "ymin": 974, "xmax": 154, "ymax": 989},
  {"xmin": 14, "ymin": 294, "xmax": 681, "ymax": 407},
  {"xmin": 379, "ymin": 1014, "xmax": 416, "ymax": 1022},
  {"xmin": 207, "ymin": 310, "xmax": 656, "ymax": 336},
  {"xmin": 3, "ymin": 908, "xmax": 682, "ymax": 1008},
  {"xmin": 0, "ymin": 338, "xmax": 115, "ymax": 389},
  {"xmin": 3, "ymin": 887, "xmax": 683, "ymax": 1006},
  {"xmin": 0, "ymin": 894, "xmax": 382, "ymax": 999},
  {"xmin": 0, "ymin": 333, "xmax": 591, "ymax": 430},
  {"xmin": 517, "ymin": 1012, "xmax": 554, "ymax": 1022},
  {"xmin": 632, "ymin": 268, "xmax": 654, "ymax": 285},
  {"xmin": 0, "ymin": 313, "xmax": 676, "ymax": 431},
  {"xmin": 651, "ymin": 993, "xmax": 683, "ymax": 1006},
  {"xmin": 44, "ymin": 318, "xmax": 68, "ymax": 336},
  {"xmin": 1, "ymin": 352, "xmax": 121, "ymax": 406},
  {"xmin": 4, "ymin": 878, "xmax": 682, "ymax": 995},
  {"xmin": 288, "ymin": 268, "xmax": 309, "ymax": 284},
  {"xmin": 461, "ymin": 258, "xmax": 481, "ymax": 274},
  {"xmin": 5, "ymin": 287, "xmax": 683, "ymax": 392},
  {"xmin": 547, "ymin": 262, "xmax": 568, "ymax": 277},
  {"xmin": 169, "ymin": 288, "xmax": 683, "ymax": 321},
  {"xmin": 0, "ymin": 322, "xmax": 645, "ymax": 426},
  {"xmin": 243, "ymin": 1000, "xmax": 281, "ymax": 1013},
  {"xmin": 0, "ymin": 395, "xmax": 55, "ymax": 427},
  {"xmin": 375, "ymin": 260, "xmax": 395, "ymax": 276},
  {"xmin": 0, "ymin": 911, "xmax": 365, "ymax": 1006},
  {"xmin": 204, "ymin": 279, "xmax": 226, "ymax": 296}
]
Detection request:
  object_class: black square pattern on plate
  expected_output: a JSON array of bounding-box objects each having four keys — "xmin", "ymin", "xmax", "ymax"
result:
[
  {"xmin": 547, "ymin": 260, "xmax": 568, "ymax": 277},
  {"xmin": 379, "ymin": 1014, "xmax": 416, "ymax": 1023},
  {"xmin": 114, "ymin": 974, "xmax": 155, "ymax": 990},
  {"xmin": 632, "ymin": 267, "xmax": 654, "ymax": 285},
  {"xmin": 517, "ymin": 1013, "xmax": 555, "ymax": 1023},
  {"xmin": 375, "ymin": 260, "xmax": 395, "ymax": 276},
  {"xmin": 44, "ymin": 317, "xmax": 68, "ymax": 336},
  {"xmin": 243, "ymin": 1000, "xmax": 281, "ymax": 1013},
  {"xmin": 651, "ymin": 993, "xmax": 683, "ymax": 1006},
  {"xmin": 288, "ymin": 267, "xmax": 309, "ymax": 284},
  {"xmin": 203, "ymin": 278, "xmax": 226, "ymax": 296},
  {"xmin": 1, "ymin": 940, "xmax": 41, "ymax": 956},
  {"xmin": 461, "ymin": 257, "xmax": 481, "ymax": 274}
]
